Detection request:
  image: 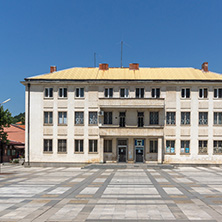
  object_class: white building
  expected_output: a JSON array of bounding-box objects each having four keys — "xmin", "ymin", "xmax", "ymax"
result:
[{"xmin": 21, "ymin": 62, "xmax": 222, "ymax": 166}]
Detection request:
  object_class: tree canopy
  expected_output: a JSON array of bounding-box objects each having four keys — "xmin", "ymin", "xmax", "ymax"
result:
[{"xmin": 12, "ymin": 112, "xmax": 25, "ymax": 124}]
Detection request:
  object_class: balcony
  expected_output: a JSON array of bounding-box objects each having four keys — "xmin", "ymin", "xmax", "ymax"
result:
[
  {"xmin": 99, "ymin": 98, "xmax": 164, "ymax": 109},
  {"xmin": 99, "ymin": 126, "xmax": 164, "ymax": 137}
]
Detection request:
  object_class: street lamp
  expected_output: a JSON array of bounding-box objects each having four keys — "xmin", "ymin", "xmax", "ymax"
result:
[{"xmin": 0, "ymin": 98, "xmax": 11, "ymax": 105}]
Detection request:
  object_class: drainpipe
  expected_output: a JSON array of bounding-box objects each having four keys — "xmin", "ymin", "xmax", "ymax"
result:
[{"xmin": 27, "ymin": 83, "xmax": 30, "ymax": 166}]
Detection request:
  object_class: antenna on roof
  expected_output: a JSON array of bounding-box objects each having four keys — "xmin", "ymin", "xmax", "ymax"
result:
[
  {"xmin": 121, "ymin": 41, "xmax": 123, "ymax": 68},
  {"xmin": 94, "ymin": 52, "xmax": 96, "ymax": 67}
]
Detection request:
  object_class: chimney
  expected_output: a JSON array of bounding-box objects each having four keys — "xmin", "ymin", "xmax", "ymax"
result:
[
  {"xmin": 202, "ymin": 62, "xmax": 208, "ymax": 72},
  {"xmin": 50, "ymin": 66, "xmax": 57, "ymax": 73},
  {"xmin": 129, "ymin": 63, "xmax": 139, "ymax": 70},
  {"xmin": 99, "ymin": 63, "xmax": 109, "ymax": 70}
]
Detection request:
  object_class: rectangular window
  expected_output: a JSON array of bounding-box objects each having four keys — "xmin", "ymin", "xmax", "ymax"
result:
[
  {"xmin": 166, "ymin": 112, "xmax": 175, "ymax": 125},
  {"xmin": 104, "ymin": 140, "xmax": 112, "ymax": 153},
  {"xmin": 199, "ymin": 112, "xmax": 208, "ymax": 125},
  {"xmin": 151, "ymin": 88, "xmax": 160, "ymax": 98},
  {"xmin": 44, "ymin": 88, "xmax": 53, "ymax": 98},
  {"xmin": 75, "ymin": 112, "xmax": 84, "ymax": 125},
  {"xmin": 58, "ymin": 139, "xmax": 67, "ymax": 153},
  {"xmin": 119, "ymin": 112, "xmax": 126, "ymax": 127},
  {"xmin": 136, "ymin": 88, "xmax": 144, "ymax": 98},
  {"xmin": 89, "ymin": 112, "xmax": 98, "ymax": 125},
  {"xmin": 120, "ymin": 88, "xmax": 129, "ymax": 98},
  {"xmin": 181, "ymin": 112, "xmax": 190, "ymax": 125},
  {"xmin": 75, "ymin": 140, "xmax": 84, "ymax": 153},
  {"xmin": 150, "ymin": 140, "xmax": 158, "ymax": 153},
  {"xmin": 181, "ymin": 140, "xmax": 190, "ymax": 154},
  {"xmin": 181, "ymin": 88, "xmax": 190, "ymax": 98},
  {"xmin": 199, "ymin": 140, "xmax": 208, "ymax": 154},
  {"xmin": 166, "ymin": 140, "xmax": 175, "ymax": 154},
  {"xmin": 44, "ymin": 112, "xmax": 53, "ymax": 124},
  {"xmin": 150, "ymin": 112, "xmax": 159, "ymax": 125},
  {"xmin": 104, "ymin": 112, "xmax": 112, "ymax": 124},
  {"xmin": 214, "ymin": 112, "xmax": 222, "ymax": 125},
  {"xmin": 214, "ymin": 88, "xmax": 222, "ymax": 98},
  {"xmin": 76, "ymin": 88, "xmax": 84, "ymax": 98},
  {"xmin": 44, "ymin": 139, "xmax": 52, "ymax": 152},
  {"xmin": 199, "ymin": 88, "xmax": 208, "ymax": 98},
  {"xmin": 214, "ymin": 140, "xmax": 222, "ymax": 154},
  {"xmin": 104, "ymin": 88, "xmax": 113, "ymax": 98},
  {"xmin": 58, "ymin": 112, "xmax": 67, "ymax": 125},
  {"xmin": 89, "ymin": 140, "xmax": 98, "ymax": 153},
  {"xmin": 138, "ymin": 112, "xmax": 144, "ymax": 127},
  {"xmin": 59, "ymin": 88, "xmax": 67, "ymax": 98}
]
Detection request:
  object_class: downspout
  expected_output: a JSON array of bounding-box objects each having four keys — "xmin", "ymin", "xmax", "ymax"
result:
[{"xmin": 27, "ymin": 83, "xmax": 30, "ymax": 166}]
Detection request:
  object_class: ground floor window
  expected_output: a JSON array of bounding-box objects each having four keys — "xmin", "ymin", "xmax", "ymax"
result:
[
  {"xmin": 214, "ymin": 140, "xmax": 222, "ymax": 154},
  {"xmin": 89, "ymin": 140, "xmax": 98, "ymax": 153},
  {"xmin": 199, "ymin": 140, "xmax": 208, "ymax": 154},
  {"xmin": 181, "ymin": 140, "xmax": 190, "ymax": 154},
  {"xmin": 44, "ymin": 139, "xmax": 52, "ymax": 152},
  {"xmin": 166, "ymin": 140, "xmax": 175, "ymax": 154},
  {"xmin": 150, "ymin": 140, "xmax": 158, "ymax": 153},
  {"xmin": 58, "ymin": 139, "xmax": 67, "ymax": 153},
  {"xmin": 104, "ymin": 140, "xmax": 112, "ymax": 153},
  {"xmin": 75, "ymin": 140, "xmax": 84, "ymax": 153}
]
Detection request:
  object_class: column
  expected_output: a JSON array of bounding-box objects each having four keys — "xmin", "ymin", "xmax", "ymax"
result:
[
  {"xmin": 99, "ymin": 137, "xmax": 104, "ymax": 163},
  {"xmin": 158, "ymin": 137, "xmax": 163, "ymax": 164}
]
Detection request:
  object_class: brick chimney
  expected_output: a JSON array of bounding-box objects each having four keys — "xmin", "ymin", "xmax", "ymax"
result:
[
  {"xmin": 99, "ymin": 63, "xmax": 109, "ymax": 70},
  {"xmin": 202, "ymin": 62, "xmax": 208, "ymax": 72},
  {"xmin": 129, "ymin": 63, "xmax": 139, "ymax": 70},
  {"xmin": 50, "ymin": 66, "xmax": 57, "ymax": 73}
]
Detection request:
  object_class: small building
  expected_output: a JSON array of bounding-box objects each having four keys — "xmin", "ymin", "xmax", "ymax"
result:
[
  {"xmin": 1, "ymin": 124, "xmax": 25, "ymax": 162},
  {"xmin": 21, "ymin": 62, "xmax": 222, "ymax": 166}
]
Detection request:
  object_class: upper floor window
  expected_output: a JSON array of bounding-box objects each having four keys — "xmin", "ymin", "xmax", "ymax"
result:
[
  {"xmin": 75, "ymin": 112, "xmax": 84, "ymax": 125},
  {"xmin": 150, "ymin": 112, "xmax": 159, "ymax": 125},
  {"xmin": 119, "ymin": 112, "xmax": 126, "ymax": 127},
  {"xmin": 105, "ymin": 88, "xmax": 113, "ymax": 98},
  {"xmin": 136, "ymin": 88, "xmax": 144, "ymax": 98},
  {"xmin": 44, "ymin": 88, "xmax": 53, "ymax": 98},
  {"xmin": 75, "ymin": 88, "xmax": 84, "ymax": 98},
  {"xmin": 199, "ymin": 88, "xmax": 208, "ymax": 98},
  {"xmin": 181, "ymin": 140, "xmax": 190, "ymax": 154},
  {"xmin": 120, "ymin": 88, "xmax": 129, "ymax": 98},
  {"xmin": 58, "ymin": 139, "xmax": 67, "ymax": 153},
  {"xmin": 44, "ymin": 111, "xmax": 53, "ymax": 125},
  {"xmin": 214, "ymin": 140, "xmax": 222, "ymax": 154},
  {"xmin": 214, "ymin": 88, "xmax": 222, "ymax": 98},
  {"xmin": 104, "ymin": 112, "xmax": 112, "ymax": 124},
  {"xmin": 58, "ymin": 112, "xmax": 67, "ymax": 125},
  {"xmin": 59, "ymin": 88, "xmax": 67, "ymax": 98},
  {"xmin": 89, "ymin": 112, "xmax": 97, "ymax": 125},
  {"xmin": 151, "ymin": 88, "xmax": 160, "ymax": 98},
  {"xmin": 104, "ymin": 140, "xmax": 112, "ymax": 153},
  {"xmin": 214, "ymin": 112, "xmax": 222, "ymax": 125},
  {"xmin": 181, "ymin": 88, "xmax": 190, "ymax": 98},
  {"xmin": 166, "ymin": 112, "xmax": 175, "ymax": 125},
  {"xmin": 138, "ymin": 112, "xmax": 144, "ymax": 127},
  {"xmin": 89, "ymin": 140, "xmax": 98, "ymax": 153},
  {"xmin": 75, "ymin": 140, "xmax": 84, "ymax": 153},
  {"xmin": 181, "ymin": 112, "xmax": 190, "ymax": 125},
  {"xmin": 44, "ymin": 139, "xmax": 52, "ymax": 152},
  {"xmin": 199, "ymin": 140, "xmax": 207, "ymax": 154},
  {"xmin": 199, "ymin": 112, "xmax": 208, "ymax": 125}
]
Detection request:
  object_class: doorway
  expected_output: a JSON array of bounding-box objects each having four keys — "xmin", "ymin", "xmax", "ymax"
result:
[
  {"xmin": 118, "ymin": 146, "xmax": 127, "ymax": 162},
  {"xmin": 135, "ymin": 147, "xmax": 144, "ymax": 162}
]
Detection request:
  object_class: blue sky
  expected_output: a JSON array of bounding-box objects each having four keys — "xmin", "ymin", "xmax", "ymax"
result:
[{"xmin": 0, "ymin": 0, "xmax": 222, "ymax": 115}]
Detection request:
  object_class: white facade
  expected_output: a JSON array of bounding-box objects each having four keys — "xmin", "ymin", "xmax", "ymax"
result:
[{"xmin": 22, "ymin": 64, "xmax": 222, "ymax": 165}]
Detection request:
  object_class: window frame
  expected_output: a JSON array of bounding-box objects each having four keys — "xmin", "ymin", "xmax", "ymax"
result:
[
  {"xmin": 135, "ymin": 88, "xmax": 145, "ymax": 98},
  {"xmin": 43, "ymin": 139, "xmax": 53, "ymax": 153},
  {"xmin": 104, "ymin": 88, "xmax": 113, "ymax": 98},
  {"xmin": 181, "ymin": 112, "xmax": 190, "ymax": 125},
  {"xmin": 213, "ymin": 140, "xmax": 222, "ymax": 154},
  {"xmin": 89, "ymin": 112, "xmax": 98, "ymax": 125},
  {"xmin": 74, "ymin": 140, "xmax": 84, "ymax": 153},
  {"xmin": 180, "ymin": 140, "xmax": 190, "ymax": 154},
  {"xmin": 44, "ymin": 87, "xmax": 53, "ymax": 98},
  {"xmin": 151, "ymin": 88, "xmax": 160, "ymax": 98},
  {"xmin": 166, "ymin": 112, "xmax": 176, "ymax": 125},
  {"xmin": 199, "ymin": 88, "xmax": 208, "ymax": 99},
  {"xmin": 149, "ymin": 112, "xmax": 159, "ymax": 125},
  {"xmin": 214, "ymin": 88, "xmax": 222, "ymax": 99},
  {"xmin": 89, "ymin": 140, "xmax": 98, "ymax": 153},
  {"xmin": 58, "ymin": 111, "xmax": 67, "ymax": 125},
  {"xmin": 75, "ymin": 112, "xmax": 84, "ymax": 125},
  {"xmin": 104, "ymin": 112, "xmax": 112, "ymax": 125},
  {"xmin": 44, "ymin": 111, "xmax": 53, "ymax": 125},
  {"xmin": 75, "ymin": 88, "xmax": 84, "ymax": 98},
  {"xmin": 58, "ymin": 139, "xmax": 67, "ymax": 153},
  {"xmin": 150, "ymin": 140, "xmax": 158, "ymax": 153},
  {"xmin": 199, "ymin": 112, "xmax": 208, "ymax": 125},
  {"xmin": 120, "ymin": 88, "xmax": 129, "ymax": 98},
  {"xmin": 165, "ymin": 140, "xmax": 175, "ymax": 154},
  {"xmin": 181, "ymin": 88, "xmax": 190, "ymax": 99},
  {"xmin": 104, "ymin": 140, "xmax": 112, "ymax": 153},
  {"xmin": 198, "ymin": 140, "xmax": 208, "ymax": 154},
  {"xmin": 58, "ymin": 87, "xmax": 68, "ymax": 98},
  {"xmin": 214, "ymin": 112, "xmax": 222, "ymax": 125},
  {"xmin": 137, "ymin": 112, "xmax": 144, "ymax": 127},
  {"xmin": 119, "ymin": 112, "xmax": 126, "ymax": 127}
]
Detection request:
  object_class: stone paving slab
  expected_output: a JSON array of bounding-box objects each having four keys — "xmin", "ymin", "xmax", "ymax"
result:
[{"xmin": 0, "ymin": 165, "xmax": 222, "ymax": 221}]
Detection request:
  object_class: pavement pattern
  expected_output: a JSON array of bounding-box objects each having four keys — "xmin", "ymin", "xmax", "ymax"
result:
[{"xmin": 0, "ymin": 165, "xmax": 222, "ymax": 221}]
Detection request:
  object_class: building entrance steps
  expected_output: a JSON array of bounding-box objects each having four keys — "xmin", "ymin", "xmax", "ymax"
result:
[{"xmin": 82, "ymin": 163, "xmax": 174, "ymax": 169}]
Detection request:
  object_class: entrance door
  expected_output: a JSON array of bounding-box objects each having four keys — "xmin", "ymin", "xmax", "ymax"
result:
[
  {"xmin": 118, "ymin": 147, "xmax": 126, "ymax": 162},
  {"xmin": 136, "ymin": 147, "xmax": 144, "ymax": 162}
]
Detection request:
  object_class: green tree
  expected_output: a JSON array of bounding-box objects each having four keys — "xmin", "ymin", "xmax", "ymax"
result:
[{"xmin": 0, "ymin": 106, "xmax": 13, "ymax": 162}]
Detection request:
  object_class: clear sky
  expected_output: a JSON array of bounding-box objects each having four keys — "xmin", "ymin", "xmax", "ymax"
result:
[{"xmin": 0, "ymin": 0, "xmax": 222, "ymax": 116}]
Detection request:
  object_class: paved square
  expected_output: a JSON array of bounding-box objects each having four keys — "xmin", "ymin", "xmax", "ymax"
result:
[{"xmin": 0, "ymin": 165, "xmax": 222, "ymax": 221}]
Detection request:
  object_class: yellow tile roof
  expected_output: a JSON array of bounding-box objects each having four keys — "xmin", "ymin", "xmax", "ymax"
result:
[{"xmin": 27, "ymin": 67, "xmax": 222, "ymax": 81}]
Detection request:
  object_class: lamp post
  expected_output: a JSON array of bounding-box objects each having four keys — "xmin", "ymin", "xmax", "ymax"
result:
[{"xmin": 0, "ymin": 98, "xmax": 11, "ymax": 165}]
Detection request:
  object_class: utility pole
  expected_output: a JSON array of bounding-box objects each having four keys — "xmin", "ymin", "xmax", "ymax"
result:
[
  {"xmin": 94, "ymin": 52, "xmax": 96, "ymax": 67},
  {"xmin": 121, "ymin": 41, "xmax": 123, "ymax": 68}
]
